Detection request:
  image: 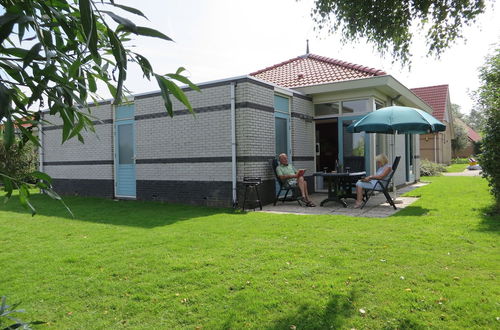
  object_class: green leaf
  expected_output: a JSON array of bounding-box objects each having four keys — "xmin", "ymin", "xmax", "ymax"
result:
[
  {"xmin": 79, "ymin": 0, "xmax": 98, "ymax": 58},
  {"xmin": 87, "ymin": 72, "xmax": 97, "ymax": 93},
  {"xmin": 155, "ymin": 74, "xmax": 173, "ymax": 116},
  {"xmin": 165, "ymin": 72, "xmax": 201, "ymax": 92},
  {"xmin": 23, "ymin": 43, "xmax": 43, "ymax": 69},
  {"xmin": 109, "ymin": 3, "xmax": 148, "ymax": 19},
  {"xmin": 0, "ymin": 13, "xmax": 20, "ymax": 44},
  {"xmin": 158, "ymin": 76, "xmax": 194, "ymax": 112},
  {"xmin": 102, "ymin": 11, "xmax": 137, "ymax": 33},
  {"xmin": 135, "ymin": 26, "xmax": 172, "ymax": 41},
  {"xmin": 3, "ymin": 117, "xmax": 15, "ymax": 149},
  {"xmin": 31, "ymin": 171, "xmax": 52, "ymax": 184}
]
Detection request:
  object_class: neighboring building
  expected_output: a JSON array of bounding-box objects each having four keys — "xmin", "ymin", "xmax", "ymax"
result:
[
  {"xmin": 41, "ymin": 53, "xmax": 436, "ymax": 207},
  {"xmin": 453, "ymin": 118, "xmax": 481, "ymax": 158},
  {"xmin": 411, "ymin": 84, "xmax": 455, "ymax": 164}
]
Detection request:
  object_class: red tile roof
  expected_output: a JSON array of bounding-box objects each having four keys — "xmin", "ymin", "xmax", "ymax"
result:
[
  {"xmin": 410, "ymin": 85, "xmax": 449, "ymax": 121},
  {"xmin": 467, "ymin": 126, "xmax": 481, "ymax": 142},
  {"xmin": 250, "ymin": 54, "xmax": 387, "ymax": 88}
]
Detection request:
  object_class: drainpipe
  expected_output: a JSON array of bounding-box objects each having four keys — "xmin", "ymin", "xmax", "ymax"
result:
[
  {"xmin": 38, "ymin": 117, "xmax": 43, "ymax": 174},
  {"xmin": 230, "ymin": 82, "xmax": 237, "ymax": 207},
  {"xmin": 434, "ymin": 133, "xmax": 437, "ymax": 163}
]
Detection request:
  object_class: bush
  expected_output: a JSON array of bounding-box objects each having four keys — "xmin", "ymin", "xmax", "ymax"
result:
[
  {"xmin": 420, "ymin": 159, "xmax": 447, "ymax": 176},
  {"xmin": 0, "ymin": 140, "xmax": 37, "ymax": 183},
  {"xmin": 0, "ymin": 296, "xmax": 44, "ymax": 329}
]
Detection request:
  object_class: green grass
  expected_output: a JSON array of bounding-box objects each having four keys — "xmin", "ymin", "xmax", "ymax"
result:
[
  {"xmin": 1, "ymin": 177, "xmax": 498, "ymax": 329},
  {"xmin": 446, "ymin": 163, "xmax": 468, "ymax": 172}
]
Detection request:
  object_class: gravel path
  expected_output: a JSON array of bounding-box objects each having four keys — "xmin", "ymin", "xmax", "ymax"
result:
[{"xmin": 443, "ymin": 169, "xmax": 482, "ymax": 176}]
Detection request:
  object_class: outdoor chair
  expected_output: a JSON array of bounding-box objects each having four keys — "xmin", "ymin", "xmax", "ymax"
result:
[
  {"xmin": 270, "ymin": 158, "xmax": 303, "ymax": 206},
  {"xmin": 361, "ymin": 156, "xmax": 401, "ymax": 210}
]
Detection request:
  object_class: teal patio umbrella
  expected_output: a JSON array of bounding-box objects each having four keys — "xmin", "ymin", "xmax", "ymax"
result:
[
  {"xmin": 346, "ymin": 106, "xmax": 446, "ymax": 134},
  {"xmin": 346, "ymin": 105, "xmax": 446, "ymax": 200}
]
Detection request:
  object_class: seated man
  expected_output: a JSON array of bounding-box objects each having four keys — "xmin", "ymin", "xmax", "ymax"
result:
[
  {"xmin": 354, "ymin": 154, "xmax": 393, "ymax": 208},
  {"xmin": 276, "ymin": 153, "xmax": 315, "ymax": 207}
]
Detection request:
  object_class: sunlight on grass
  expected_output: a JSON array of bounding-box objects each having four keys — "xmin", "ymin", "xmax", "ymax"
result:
[{"xmin": 0, "ymin": 177, "xmax": 498, "ymax": 329}]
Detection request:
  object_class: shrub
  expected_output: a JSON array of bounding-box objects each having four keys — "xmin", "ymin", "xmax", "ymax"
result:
[
  {"xmin": 420, "ymin": 159, "xmax": 447, "ymax": 176},
  {"xmin": 0, "ymin": 296, "xmax": 44, "ymax": 329},
  {"xmin": 0, "ymin": 140, "xmax": 38, "ymax": 183}
]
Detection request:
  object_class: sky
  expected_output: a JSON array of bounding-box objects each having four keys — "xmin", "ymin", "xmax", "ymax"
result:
[{"xmin": 116, "ymin": 0, "xmax": 500, "ymax": 114}]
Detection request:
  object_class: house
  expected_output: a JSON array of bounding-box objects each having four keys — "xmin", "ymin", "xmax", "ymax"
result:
[
  {"xmin": 40, "ymin": 53, "xmax": 436, "ymax": 207},
  {"xmin": 410, "ymin": 84, "xmax": 455, "ymax": 164},
  {"xmin": 453, "ymin": 118, "xmax": 481, "ymax": 158}
]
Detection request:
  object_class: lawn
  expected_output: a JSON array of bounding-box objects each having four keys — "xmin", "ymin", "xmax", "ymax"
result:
[
  {"xmin": 0, "ymin": 177, "xmax": 498, "ymax": 329},
  {"xmin": 446, "ymin": 163, "xmax": 468, "ymax": 173}
]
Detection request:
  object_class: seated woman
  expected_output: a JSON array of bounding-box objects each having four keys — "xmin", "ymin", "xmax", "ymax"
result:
[{"xmin": 354, "ymin": 154, "xmax": 392, "ymax": 208}]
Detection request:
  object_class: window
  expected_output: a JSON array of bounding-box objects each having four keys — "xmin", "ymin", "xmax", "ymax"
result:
[
  {"xmin": 342, "ymin": 99, "xmax": 371, "ymax": 114},
  {"xmin": 274, "ymin": 94, "xmax": 290, "ymax": 113},
  {"xmin": 314, "ymin": 102, "xmax": 340, "ymax": 116}
]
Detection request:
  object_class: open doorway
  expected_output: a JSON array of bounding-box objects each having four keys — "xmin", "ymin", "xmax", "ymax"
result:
[{"xmin": 315, "ymin": 119, "xmax": 338, "ymax": 191}]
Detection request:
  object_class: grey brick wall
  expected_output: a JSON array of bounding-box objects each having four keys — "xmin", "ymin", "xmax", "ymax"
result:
[
  {"xmin": 40, "ymin": 77, "xmax": 317, "ymax": 207},
  {"xmin": 42, "ymin": 103, "xmax": 113, "ymax": 181}
]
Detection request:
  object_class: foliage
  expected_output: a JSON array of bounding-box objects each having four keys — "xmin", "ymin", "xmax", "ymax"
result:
[
  {"xmin": 0, "ymin": 177, "xmax": 498, "ymax": 328},
  {"xmin": 451, "ymin": 120, "xmax": 469, "ymax": 154},
  {"xmin": 420, "ymin": 159, "xmax": 447, "ymax": 176},
  {"xmin": 473, "ymin": 140, "xmax": 482, "ymax": 155},
  {"xmin": 464, "ymin": 108, "xmax": 487, "ymax": 132},
  {"xmin": 0, "ymin": 296, "xmax": 44, "ymax": 329},
  {"xmin": 0, "ymin": 0, "xmax": 199, "ymax": 214},
  {"xmin": 477, "ymin": 48, "xmax": 500, "ymax": 211},
  {"xmin": 310, "ymin": 0, "xmax": 488, "ymax": 64},
  {"xmin": 0, "ymin": 139, "xmax": 37, "ymax": 182}
]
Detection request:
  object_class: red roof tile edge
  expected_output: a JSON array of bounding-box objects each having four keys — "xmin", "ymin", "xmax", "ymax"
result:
[{"xmin": 250, "ymin": 53, "xmax": 387, "ymax": 76}]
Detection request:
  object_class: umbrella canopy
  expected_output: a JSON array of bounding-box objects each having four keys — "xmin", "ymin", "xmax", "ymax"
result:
[{"xmin": 347, "ymin": 106, "xmax": 446, "ymax": 134}]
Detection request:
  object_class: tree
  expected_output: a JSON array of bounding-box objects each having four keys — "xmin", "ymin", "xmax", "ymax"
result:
[
  {"xmin": 476, "ymin": 48, "xmax": 500, "ymax": 212},
  {"xmin": 0, "ymin": 0, "xmax": 199, "ymax": 214},
  {"xmin": 311, "ymin": 0, "xmax": 489, "ymax": 64},
  {"xmin": 464, "ymin": 108, "xmax": 487, "ymax": 132},
  {"xmin": 451, "ymin": 121, "xmax": 469, "ymax": 156}
]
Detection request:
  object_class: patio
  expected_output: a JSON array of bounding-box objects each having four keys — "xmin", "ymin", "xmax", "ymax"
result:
[{"xmin": 258, "ymin": 182, "xmax": 427, "ymax": 217}]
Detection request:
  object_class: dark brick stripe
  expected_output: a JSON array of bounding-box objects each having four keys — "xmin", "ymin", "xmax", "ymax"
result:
[
  {"xmin": 291, "ymin": 112, "xmax": 314, "ymax": 121},
  {"xmin": 293, "ymin": 156, "xmax": 315, "ymax": 161},
  {"xmin": 237, "ymin": 102, "xmax": 274, "ymax": 113},
  {"xmin": 137, "ymin": 157, "xmax": 231, "ymax": 164},
  {"xmin": 135, "ymin": 104, "xmax": 230, "ymax": 120},
  {"xmin": 43, "ymin": 119, "xmax": 113, "ymax": 131},
  {"xmin": 293, "ymin": 93, "xmax": 312, "ymax": 101},
  {"xmin": 44, "ymin": 160, "xmax": 113, "ymax": 166}
]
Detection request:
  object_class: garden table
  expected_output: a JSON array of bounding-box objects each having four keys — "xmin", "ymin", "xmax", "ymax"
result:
[{"xmin": 313, "ymin": 171, "xmax": 366, "ymax": 207}]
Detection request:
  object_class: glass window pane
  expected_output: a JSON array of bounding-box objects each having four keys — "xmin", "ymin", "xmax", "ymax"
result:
[
  {"xmin": 342, "ymin": 99, "xmax": 370, "ymax": 114},
  {"xmin": 275, "ymin": 117, "xmax": 288, "ymax": 156},
  {"xmin": 118, "ymin": 124, "xmax": 134, "ymax": 164},
  {"xmin": 342, "ymin": 120, "xmax": 365, "ymax": 171},
  {"xmin": 274, "ymin": 95, "xmax": 289, "ymax": 113},
  {"xmin": 314, "ymin": 102, "xmax": 340, "ymax": 116}
]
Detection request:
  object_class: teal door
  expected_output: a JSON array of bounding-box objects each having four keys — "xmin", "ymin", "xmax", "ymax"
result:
[
  {"xmin": 115, "ymin": 104, "xmax": 136, "ymax": 198},
  {"xmin": 274, "ymin": 95, "xmax": 291, "ymax": 194},
  {"xmin": 338, "ymin": 116, "xmax": 371, "ymax": 173}
]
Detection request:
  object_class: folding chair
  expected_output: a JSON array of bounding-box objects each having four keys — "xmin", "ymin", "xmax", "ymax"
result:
[
  {"xmin": 270, "ymin": 158, "xmax": 303, "ymax": 206},
  {"xmin": 361, "ymin": 156, "xmax": 401, "ymax": 210}
]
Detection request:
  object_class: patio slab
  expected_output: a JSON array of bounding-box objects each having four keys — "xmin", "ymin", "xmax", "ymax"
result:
[{"xmin": 256, "ymin": 182, "xmax": 427, "ymax": 217}]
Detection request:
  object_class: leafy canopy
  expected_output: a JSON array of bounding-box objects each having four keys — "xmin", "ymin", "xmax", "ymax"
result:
[
  {"xmin": 311, "ymin": 0, "xmax": 487, "ymax": 64},
  {"xmin": 0, "ymin": 0, "xmax": 199, "ymax": 214}
]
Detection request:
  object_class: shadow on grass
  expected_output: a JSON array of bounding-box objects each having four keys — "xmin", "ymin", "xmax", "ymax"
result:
[
  {"xmin": 476, "ymin": 205, "xmax": 500, "ymax": 234},
  {"xmin": 392, "ymin": 206, "xmax": 431, "ymax": 217},
  {"xmin": 1, "ymin": 193, "xmax": 240, "ymax": 228},
  {"xmin": 269, "ymin": 291, "xmax": 356, "ymax": 329}
]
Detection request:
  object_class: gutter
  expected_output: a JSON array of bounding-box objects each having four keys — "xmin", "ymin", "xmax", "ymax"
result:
[
  {"xmin": 38, "ymin": 120, "xmax": 43, "ymax": 173},
  {"xmin": 230, "ymin": 82, "xmax": 237, "ymax": 207}
]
